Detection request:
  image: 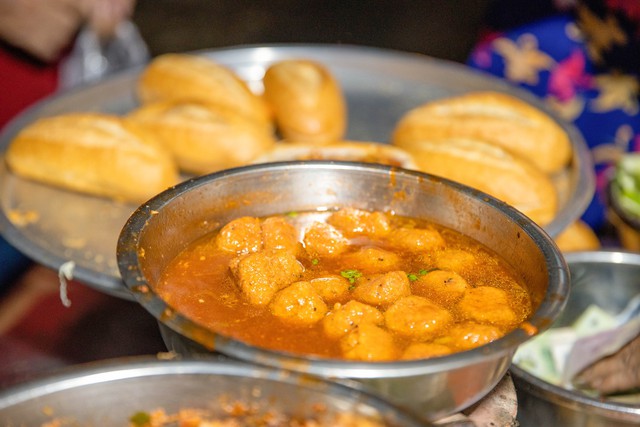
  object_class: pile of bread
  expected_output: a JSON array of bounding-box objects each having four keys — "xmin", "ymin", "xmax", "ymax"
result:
[{"xmin": 4, "ymin": 52, "xmax": 599, "ymax": 250}]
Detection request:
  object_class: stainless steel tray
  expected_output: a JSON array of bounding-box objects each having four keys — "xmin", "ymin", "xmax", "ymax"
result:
[{"xmin": 0, "ymin": 44, "xmax": 595, "ymax": 299}]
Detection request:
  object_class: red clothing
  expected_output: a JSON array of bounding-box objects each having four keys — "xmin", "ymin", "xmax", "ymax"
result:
[
  {"xmin": 0, "ymin": 43, "xmax": 59, "ymax": 130},
  {"xmin": 0, "ymin": 43, "xmax": 61, "ymax": 288}
]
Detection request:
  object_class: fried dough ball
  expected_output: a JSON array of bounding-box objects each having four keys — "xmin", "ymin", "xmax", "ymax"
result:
[
  {"xmin": 230, "ymin": 249, "xmax": 304, "ymax": 306},
  {"xmin": 262, "ymin": 216, "xmax": 302, "ymax": 254},
  {"xmin": 433, "ymin": 248, "xmax": 478, "ymax": 273},
  {"xmin": 457, "ymin": 286, "xmax": 517, "ymax": 326},
  {"xmin": 341, "ymin": 247, "xmax": 401, "ymax": 274},
  {"xmin": 270, "ymin": 281, "xmax": 328, "ymax": 326},
  {"xmin": 401, "ymin": 342, "xmax": 453, "ymax": 360},
  {"xmin": 384, "ymin": 295, "xmax": 453, "ymax": 340},
  {"xmin": 340, "ymin": 323, "xmax": 398, "ymax": 361},
  {"xmin": 439, "ymin": 321, "xmax": 504, "ymax": 351},
  {"xmin": 385, "ymin": 227, "xmax": 446, "ymax": 252},
  {"xmin": 554, "ymin": 219, "xmax": 600, "ymax": 253},
  {"xmin": 352, "ymin": 271, "xmax": 411, "ymax": 307},
  {"xmin": 323, "ymin": 300, "xmax": 384, "ymax": 339},
  {"xmin": 412, "ymin": 269, "xmax": 469, "ymax": 307},
  {"xmin": 327, "ymin": 208, "xmax": 391, "ymax": 238},
  {"xmin": 309, "ymin": 275, "xmax": 350, "ymax": 303},
  {"xmin": 303, "ymin": 221, "xmax": 349, "ymax": 257},
  {"xmin": 216, "ymin": 216, "xmax": 263, "ymax": 254}
]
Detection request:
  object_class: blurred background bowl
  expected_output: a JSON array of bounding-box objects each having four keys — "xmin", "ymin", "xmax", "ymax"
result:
[
  {"xmin": 117, "ymin": 161, "xmax": 569, "ymax": 421},
  {"xmin": 512, "ymin": 250, "xmax": 640, "ymax": 426},
  {"xmin": 0, "ymin": 356, "xmax": 425, "ymax": 426},
  {"xmin": 608, "ymin": 180, "xmax": 640, "ymax": 252}
]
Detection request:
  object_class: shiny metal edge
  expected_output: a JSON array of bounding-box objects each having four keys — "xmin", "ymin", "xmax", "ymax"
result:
[{"xmin": 0, "ymin": 356, "xmax": 426, "ymax": 426}]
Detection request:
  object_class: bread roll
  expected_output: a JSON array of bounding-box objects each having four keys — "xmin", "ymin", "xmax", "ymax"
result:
[
  {"xmin": 401, "ymin": 138, "xmax": 558, "ymax": 226},
  {"xmin": 138, "ymin": 53, "xmax": 271, "ymax": 125},
  {"xmin": 262, "ymin": 59, "xmax": 346, "ymax": 144},
  {"xmin": 127, "ymin": 100, "xmax": 277, "ymax": 174},
  {"xmin": 252, "ymin": 141, "xmax": 418, "ymax": 169},
  {"xmin": 392, "ymin": 91, "xmax": 572, "ymax": 174},
  {"xmin": 5, "ymin": 113, "xmax": 179, "ymax": 203},
  {"xmin": 554, "ymin": 220, "xmax": 600, "ymax": 252}
]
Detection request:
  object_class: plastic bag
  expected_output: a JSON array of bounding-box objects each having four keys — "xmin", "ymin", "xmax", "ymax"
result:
[{"xmin": 59, "ymin": 20, "xmax": 149, "ymax": 89}]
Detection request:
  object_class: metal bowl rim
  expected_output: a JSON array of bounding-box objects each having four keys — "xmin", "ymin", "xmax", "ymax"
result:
[
  {"xmin": 118, "ymin": 161, "xmax": 569, "ymax": 377},
  {"xmin": 118, "ymin": 160, "xmax": 569, "ymax": 378},
  {"xmin": 0, "ymin": 355, "xmax": 425, "ymax": 426},
  {"xmin": 118, "ymin": 161, "xmax": 570, "ymax": 378},
  {"xmin": 511, "ymin": 365, "xmax": 640, "ymax": 416},
  {"xmin": 563, "ymin": 249, "xmax": 640, "ymax": 266}
]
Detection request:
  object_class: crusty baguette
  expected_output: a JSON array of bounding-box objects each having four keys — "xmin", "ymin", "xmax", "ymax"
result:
[
  {"xmin": 262, "ymin": 59, "xmax": 346, "ymax": 144},
  {"xmin": 401, "ymin": 137, "xmax": 558, "ymax": 226},
  {"xmin": 252, "ymin": 140, "xmax": 418, "ymax": 169},
  {"xmin": 138, "ymin": 53, "xmax": 271, "ymax": 125},
  {"xmin": 554, "ymin": 220, "xmax": 600, "ymax": 252},
  {"xmin": 392, "ymin": 91, "xmax": 572, "ymax": 174},
  {"xmin": 5, "ymin": 113, "xmax": 179, "ymax": 203},
  {"xmin": 127, "ymin": 100, "xmax": 277, "ymax": 175}
]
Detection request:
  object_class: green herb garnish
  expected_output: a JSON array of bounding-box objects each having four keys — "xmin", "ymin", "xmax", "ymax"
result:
[
  {"xmin": 129, "ymin": 411, "xmax": 151, "ymax": 427},
  {"xmin": 311, "ymin": 258, "xmax": 319, "ymax": 265},
  {"xmin": 341, "ymin": 269, "xmax": 362, "ymax": 284},
  {"xmin": 407, "ymin": 268, "xmax": 438, "ymax": 282}
]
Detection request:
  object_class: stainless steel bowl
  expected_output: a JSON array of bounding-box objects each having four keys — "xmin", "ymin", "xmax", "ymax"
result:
[
  {"xmin": 0, "ymin": 356, "xmax": 425, "ymax": 426},
  {"xmin": 512, "ymin": 250, "xmax": 640, "ymax": 426},
  {"xmin": 117, "ymin": 161, "xmax": 570, "ymax": 421}
]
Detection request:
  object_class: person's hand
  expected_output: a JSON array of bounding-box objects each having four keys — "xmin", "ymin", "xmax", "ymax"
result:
[
  {"xmin": 574, "ymin": 333, "xmax": 640, "ymax": 395},
  {"xmin": 0, "ymin": 0, "xmax": 86, "ymax": 62},
  {"xmin": 0, "ymin": 0, "xmax": 135, "ymax": 63},
  {"xmin": 87, "ymin": 0, "xmax": 136, "ymax": 41}
]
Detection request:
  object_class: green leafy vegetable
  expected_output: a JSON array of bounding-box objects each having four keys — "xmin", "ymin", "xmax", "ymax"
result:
[
  {"xmin": 407, "ymin": 268, "xmax": 438, "ymax": 282},
  {"xmin": 129, "ymin": 411, "xmax": 151, "ymax": 427},
  {"xmin": 613, "ymin": 154, "xmax": 640, "ymax": 218},
  {"xmin": 341, "ymin": 269, "xmax": 362, "ymax": 284}
]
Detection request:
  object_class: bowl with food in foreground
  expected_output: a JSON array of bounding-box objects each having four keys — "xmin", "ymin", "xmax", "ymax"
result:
[
  {"xmin": 0, "ymin": 356, "xmax": 425, "ymax": 426},
  {"xmin": 117, "ymin": 161, "xmax": 569, "ymax": 422},
  {"xmin": 512, "ymin": 250, "xmax": 640, "ymax": 427}
]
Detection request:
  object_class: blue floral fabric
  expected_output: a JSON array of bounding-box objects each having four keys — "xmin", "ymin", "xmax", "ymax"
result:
[{"xmin": 467, "ymin": 12, "xmax": 640, "ymax": 231}]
